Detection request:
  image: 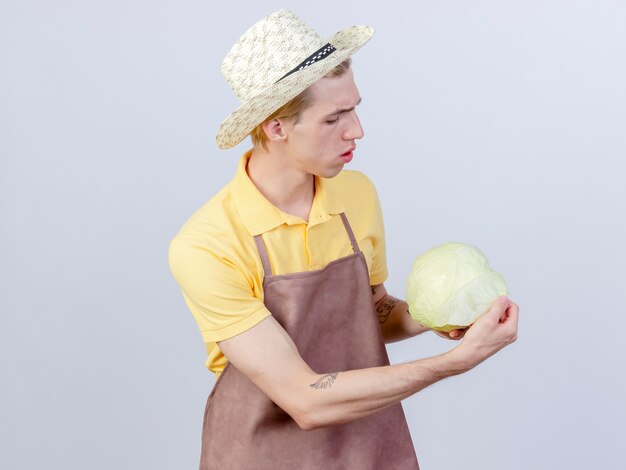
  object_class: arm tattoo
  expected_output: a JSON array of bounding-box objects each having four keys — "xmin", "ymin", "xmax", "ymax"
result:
[
  {"xmin": 310, "ymin": 373, "xmax": 338, "ymax": 390},
  {"xmin": 376, "ymin": 296, "xmax": 398, "ymax": 324}
]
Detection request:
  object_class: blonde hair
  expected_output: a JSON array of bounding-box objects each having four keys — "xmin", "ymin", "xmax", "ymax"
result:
[{"xmin": 250, "ymin": 58, "xmax": 352, "ymax": 150}]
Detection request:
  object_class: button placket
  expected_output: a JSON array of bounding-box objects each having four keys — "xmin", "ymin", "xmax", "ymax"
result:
[
  {"xmin": 303, "ymin": 224, "xmax": 312, "ymax": 269},
  {"xmin": 305, "ymin": 224, "xmax": 316, "ymax": 270}
]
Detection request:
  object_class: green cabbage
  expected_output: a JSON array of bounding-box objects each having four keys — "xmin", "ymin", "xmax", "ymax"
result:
[{"xmin": 405, "ymin": 242, "xmax": 509, "ymax": 332}]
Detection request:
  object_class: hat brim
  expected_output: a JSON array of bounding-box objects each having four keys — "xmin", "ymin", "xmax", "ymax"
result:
[{"xmin": 216, "ymin": 25, "xmax": 374, "ymax": 150}]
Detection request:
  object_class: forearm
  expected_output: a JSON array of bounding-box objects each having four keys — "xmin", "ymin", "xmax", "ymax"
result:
[
  {"xmin": 375, "ymin": 294, "xmax": 429, "ymax": 343},
  {"xmin": 301, "ymin": 349, "xmax": 470, "ymax": 430},
  {"xmin": 303, "ymin": 297, "xmax": 520, "ymax": 429}
]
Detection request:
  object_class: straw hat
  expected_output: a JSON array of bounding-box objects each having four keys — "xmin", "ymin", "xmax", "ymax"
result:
[{"xmin": 216, "ymin": 9, "xmax": 374, "ymax": 149}]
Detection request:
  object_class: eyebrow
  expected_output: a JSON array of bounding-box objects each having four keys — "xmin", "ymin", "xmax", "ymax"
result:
[{"xmin": 327, "ymin": 97, "xmax": 362, "ymax": 116}]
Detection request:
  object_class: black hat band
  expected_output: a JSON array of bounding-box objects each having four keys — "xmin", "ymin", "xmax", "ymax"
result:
[{"xmin": 276, "ymin": 43, "xmax": 337, "ymax": 82}]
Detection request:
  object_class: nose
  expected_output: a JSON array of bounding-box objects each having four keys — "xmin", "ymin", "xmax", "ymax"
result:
[{"xmin": 343, "ymin": 111, "xmax": 364, "ymax": 141}]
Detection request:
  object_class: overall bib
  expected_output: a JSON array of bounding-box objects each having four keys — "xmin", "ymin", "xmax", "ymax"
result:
[{"xmin": 200, "ymin": 213, "xmax": 420, "ymax": 469}]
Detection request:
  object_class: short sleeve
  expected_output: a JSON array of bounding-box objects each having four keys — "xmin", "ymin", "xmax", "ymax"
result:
[{"xmin": 168, "ymin": 234, "xmax": 271, "ymax": 343}]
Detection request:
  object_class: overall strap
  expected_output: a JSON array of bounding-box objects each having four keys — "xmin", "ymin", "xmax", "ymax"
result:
[
  {"xmin": 253, "ymin": 235, "xmax": 273, "ymax": 276},
  {"xmin": 339, "ymin": 212, "xmax": 361, "ymax": 254}
]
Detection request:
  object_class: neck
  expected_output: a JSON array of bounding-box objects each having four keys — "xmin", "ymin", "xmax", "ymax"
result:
[{"xmin": 247, "ymin": 147, "xmax": 315, "ymax": 221}]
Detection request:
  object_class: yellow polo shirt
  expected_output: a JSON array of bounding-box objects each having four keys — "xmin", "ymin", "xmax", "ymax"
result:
[{"xmin": 169, "ymin": 150, "xmax": 388, "ymax": 375}]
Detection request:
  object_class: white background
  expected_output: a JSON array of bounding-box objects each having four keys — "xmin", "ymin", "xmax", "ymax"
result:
[{"xmin": 2, "ymin": 1, "xmax": 625, "ymax": 469}]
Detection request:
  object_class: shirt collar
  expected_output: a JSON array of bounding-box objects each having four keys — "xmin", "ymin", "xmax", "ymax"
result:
[{"xmin": 231, "ymin": 150, "xmax": 345, "ymax": 236}]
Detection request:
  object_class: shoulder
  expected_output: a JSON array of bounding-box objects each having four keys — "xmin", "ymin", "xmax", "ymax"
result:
[
  {"xmin": 168, "ymin": 181, "xmax": 251, "ymax": 275},
  {"xmin": 329, "ymin": 170, "xmax": 388, "ymax": 283},
  {"xmin": 172, "ymin": 184, "xmax": 234, "ymax": 241}
]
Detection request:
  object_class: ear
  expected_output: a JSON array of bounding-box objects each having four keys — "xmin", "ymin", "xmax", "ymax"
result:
[{"xmin": 262, "ymin": 119, "xmax": 288, "ymax": 142}]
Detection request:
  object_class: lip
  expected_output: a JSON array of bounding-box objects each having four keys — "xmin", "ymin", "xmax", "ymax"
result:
[{"xmin": 340, "ymin": 146, "xmax": 356, "ymax": 163}]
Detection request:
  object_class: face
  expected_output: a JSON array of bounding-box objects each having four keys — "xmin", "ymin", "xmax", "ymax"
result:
[{"xmin": 281, "ymin": 68, "xmax": 365, "ymax": 179}]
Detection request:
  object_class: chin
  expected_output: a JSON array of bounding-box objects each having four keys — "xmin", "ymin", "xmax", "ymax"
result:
[{"xmin": 317, "ymin": 167, "xmax": 343, "ymax": 179}]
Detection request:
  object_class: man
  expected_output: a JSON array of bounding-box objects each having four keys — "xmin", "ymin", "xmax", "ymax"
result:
[{"xmin": 169, "ymin": 9, "xmax": 519, "ymax": 469}]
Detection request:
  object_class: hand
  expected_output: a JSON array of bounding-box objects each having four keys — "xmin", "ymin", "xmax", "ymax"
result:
[
  {"xmin": 433, "ymin": 328, "xmax": 468, "ymax": 341},
  {"xmin": 451, "ymin": 296, "xmax": 519, "ymax": 369}
]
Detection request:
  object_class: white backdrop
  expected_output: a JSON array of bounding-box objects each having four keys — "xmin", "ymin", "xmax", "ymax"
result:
[{"xmin": 2, "ymin": 1, "xmax": 625, "ymax": 469}]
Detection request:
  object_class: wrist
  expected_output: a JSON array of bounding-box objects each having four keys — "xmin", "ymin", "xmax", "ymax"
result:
[{"xmin": 443, "ymin": 346, "xmax": 476, "ymax": 375}]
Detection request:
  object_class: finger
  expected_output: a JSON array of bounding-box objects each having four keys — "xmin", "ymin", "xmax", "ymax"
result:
[
  {"xmin": 499, "ymin": 308, "xmax": 509, "ymax": 323},
  {"xmin": 487, "ymin": 295, "xmax": 510, "ymax": 322},
  {"xmin": 450, "ymin": 328, "xmax": 468, "ymax": 339},
  {"xmin": 503, "ymin": 302, "xmax": 519, "ymax": 328}
]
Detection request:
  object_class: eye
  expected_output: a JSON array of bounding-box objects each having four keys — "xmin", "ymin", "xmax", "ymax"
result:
[{"xmin": 326, "ymin": 117, "xmax": 338, "ymax": 124}]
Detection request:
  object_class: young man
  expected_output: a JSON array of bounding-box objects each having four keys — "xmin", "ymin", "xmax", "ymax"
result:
[{"xmin": 169, "ymin": 9, "xmax": 519, "ymax": 469}]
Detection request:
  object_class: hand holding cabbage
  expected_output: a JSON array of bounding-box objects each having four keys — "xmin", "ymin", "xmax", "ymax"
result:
[{"xmin": 406, "ymin": 242, "xmax": 509, "ymax": 334}]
